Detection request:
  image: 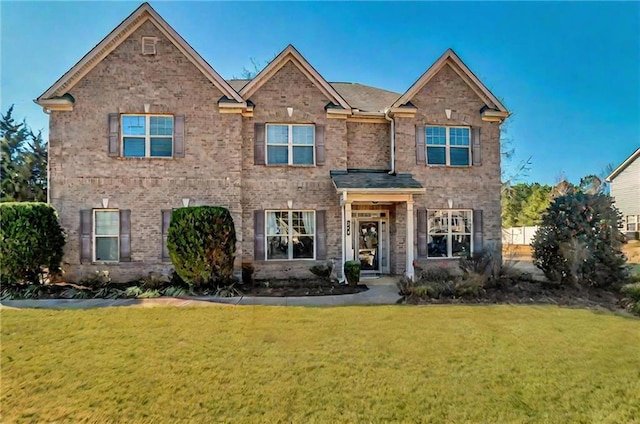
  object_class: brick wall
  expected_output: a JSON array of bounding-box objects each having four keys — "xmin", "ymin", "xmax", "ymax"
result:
[{"xmin": 347, "ymin": 122, "xmax": 390, "ymax": 170}]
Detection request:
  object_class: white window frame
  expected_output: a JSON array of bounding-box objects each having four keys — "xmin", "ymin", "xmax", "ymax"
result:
[
  {"xmin": 425, "ymin": 125, "xmax": 471, "ymax": 166},
  {"xmin": 627, "ymin": 215, "xmax": 638, "ymax": 232},
  {"xmin": 265, "ymin": 210, "xmax": 316, "ymax": 260},
  {"xmin": 426, "ymin": 209, "xmax": 473, "ymax": 258},
  {"xmin": 121, "ymin": 114, "xmax": 174, "ymax": 158},
  {"xmin": 265, "ymin": 123, "xmax": 315, "ymax": 166},
  {"xmin": 93, "ymin": 209, "xmax": 120, "ymax": 263}
]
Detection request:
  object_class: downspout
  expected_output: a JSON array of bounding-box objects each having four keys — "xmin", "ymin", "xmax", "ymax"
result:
[
  {"xmin": 384, "ymin": 109, "xmax": 395, "ymax": 174},
  {"xmin": 340, "ymin": 191, "xmax": 347, "ymax": 283}
]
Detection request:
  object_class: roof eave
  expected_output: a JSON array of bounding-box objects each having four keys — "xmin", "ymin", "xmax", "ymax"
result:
[
  {"xmin": 606, "ymin": 148, "xmax": 640, "ymax": 182},
  {"xmin": 335, "ymin": 187, "xmax": 426, "ymax": 194}
]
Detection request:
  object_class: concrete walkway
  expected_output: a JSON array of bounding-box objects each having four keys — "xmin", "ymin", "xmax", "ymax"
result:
[{"xmin": 0, "ymin": 277, "xmax": 402, "ymax": 310}]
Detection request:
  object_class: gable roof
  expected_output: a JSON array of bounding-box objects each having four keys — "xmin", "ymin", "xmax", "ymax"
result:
[
  {"xmin": 606, "ymin": 147, "xmax": 640, "ymax": 182},
  {"xmin": 330, "ymin": 83, "xmax": 401, "ymax": 113},
  {"xmin": 35, "ymin": 2, "xmax": 244, "ymax": 106},
  {"xmin": 239, "ymin": 45, "xmax": 352, "ymax": 110},
  {"xmin": 391, "ymin": 48, "xmax": 508, "ymax": 113}
]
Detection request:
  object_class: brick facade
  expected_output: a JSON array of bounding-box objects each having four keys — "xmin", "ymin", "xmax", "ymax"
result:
[{"xmin": 42, "ymin": 10, "xmax": 506, "ymax": 282}]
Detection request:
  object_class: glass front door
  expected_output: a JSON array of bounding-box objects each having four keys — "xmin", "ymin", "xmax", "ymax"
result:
[{"xmin": 358, "ymin": 221, "xmax": 380, "ymax": 272}]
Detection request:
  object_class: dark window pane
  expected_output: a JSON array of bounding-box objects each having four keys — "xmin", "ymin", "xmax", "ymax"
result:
[
  {"xmin": 450, "ymin": 147, "xmax": 470, "ymax": 166},
  {"xmin": 123, "ymin": 137, "xmax": 145, "ymax": 157},
  {"xmin": 427, "ymin": 234, "xmax": 448, "ymax": 257},
  {"xmin": 150, "ymin": 137, "xmax": 172, "ymax": 157},
  {"xmin": 150, "ymin": 116, "xmax": 173, "ymax": 136},
  {"xmin": 427, "ymin": 146, "xmax": 446, "ymax": 165},
  {"xmin": 96, "ymin": 237, "xmax": 118, "ymax": 261},
  {"xmin": 293, "ymin": 236, "xmax": 314, "ymax": 258},
  {"xmin": 452, "ymin": 234, "xmax": 471, "ymax": 257},
  {"xmin": 267, "ymin": 146, "xmax": 288, "ymax": 164},
  {"xmin": 292, "ymin": 146, "xmax": 313, "ymax": 165},
  {"xmin": 267, "ymin": 235, "xmax": 289, "ymax": 260}
]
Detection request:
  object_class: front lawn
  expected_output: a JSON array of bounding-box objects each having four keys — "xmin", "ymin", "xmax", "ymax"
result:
[{"xmin": 2, "ymin": 305, "xmax": 639, "ymax": 422}]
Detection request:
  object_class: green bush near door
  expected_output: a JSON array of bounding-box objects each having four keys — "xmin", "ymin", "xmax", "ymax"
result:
[{"xmin": 344, "ymin": 260, "xmax": 360, "ymax": 287}]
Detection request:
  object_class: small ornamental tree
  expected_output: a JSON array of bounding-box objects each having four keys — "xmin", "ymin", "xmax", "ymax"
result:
[
  {"xmin": 166, "ymin": 206, "xmax": 236, "ymax": 288},
  {"xmin": 0, "ymin": 202, "xmax": 65, "ymax": 284},
  {"xmin": 531, "ymin": 192, "xmax": 627, "ymax": 287}
]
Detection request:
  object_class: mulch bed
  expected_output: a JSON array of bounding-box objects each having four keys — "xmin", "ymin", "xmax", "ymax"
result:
[
  {"xmin": 403, "ymin": 279, "xmax": 626, "ymax": 312},
  {"xmin": 238, "ymin": 279, "xmax": 368, "ymax": 297}
]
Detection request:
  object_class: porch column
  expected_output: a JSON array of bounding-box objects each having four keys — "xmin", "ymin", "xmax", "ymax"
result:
[
  {"xmin": 345, "ymin": 200, "xmax": 354, "ymax": 261},
  {"xmin": 406, "ymin": 198, "xmax": 415, "ymax": 279}
]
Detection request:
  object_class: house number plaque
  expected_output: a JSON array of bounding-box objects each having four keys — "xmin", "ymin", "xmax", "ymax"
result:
[{"xmin": 346, "ymin": 220, "xmax": 351, "ymax": 236}]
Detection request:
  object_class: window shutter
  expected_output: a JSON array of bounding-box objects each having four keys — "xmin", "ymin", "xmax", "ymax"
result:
[
  {"xmin": 472, "ymin": 127, "xmax": 481, "ymax": 166},
  {"xmin": 417, "ymin": 208, "xmax": 427, "ymax": 257},
  {"xmin": 315, "ymin": 125, "xmax": 326, "ymax": 166},
  {"xmin": 254, "ymin": 210, "xmax": 265, "ymax": 260},
  {"xmin": 316, "ymin": 210, "xmax": 327, "ymax": 260},
  {"xmin": 254, "ymin": 123, "xmax": 265, "ymax": 165},
  {"xmin": 119, "ymin": 209, "xmax": 131, "ymax": 262},
  {"xmin": 161, "ymin": 210, "xmax": 172, "ymax": 262},
  {"xmin": 174, "ymin": 115, "xmax": 185, "ymax": 158},
  {"xmin": 108, "ymin": 113, "xmax": 119, "ymax": 157},
  {"xmin": 415, "ymin": 125, "xmax": 425, "ymax": 164},
  {"xmin": 473, "ymin": 209, "xmax": 483, "ymax": 253},
  {"xmin": 80, "ymin": 210, "xmax": 92, "ymax": 263}
]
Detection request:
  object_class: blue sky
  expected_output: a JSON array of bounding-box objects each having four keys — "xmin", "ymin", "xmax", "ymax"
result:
[{"xmin": 2, "ymin": 1, "xmax": 638, "ymax": 185}]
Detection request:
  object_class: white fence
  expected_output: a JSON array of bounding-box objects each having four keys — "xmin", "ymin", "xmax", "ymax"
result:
[{"xmin": 502, "ymin": 226, "xmax": 539, "ymax": 245}]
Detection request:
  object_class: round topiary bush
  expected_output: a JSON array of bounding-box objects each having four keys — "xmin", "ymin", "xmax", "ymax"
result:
[
  {"xmin": 0, "ymin": 202, "xmax": 66, "ymax": 284},
  {"xmin": 531, "ymin": 192, "xmax": 627, "ymax": 287},
  {"xmin": 344, "ymin": 260, "xmax": 360, "ymax": 287},
  {"xmin": 166, "ymin": 206, "xmax": 236, "ymax": 288}
]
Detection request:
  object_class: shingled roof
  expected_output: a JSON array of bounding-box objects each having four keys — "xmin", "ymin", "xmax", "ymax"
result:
[
  {"xmin": 330, "ymin": 170, "xmax": 424, "ymax": 192},
  {"xmin": 226, "ymin": 79, "xmax": 401, "ymax": 113}
]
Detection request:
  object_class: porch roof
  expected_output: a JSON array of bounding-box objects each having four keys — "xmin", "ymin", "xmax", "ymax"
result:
[{"xmin": 330, "ymin": 170, "xmax": 425, "ymax": 193}]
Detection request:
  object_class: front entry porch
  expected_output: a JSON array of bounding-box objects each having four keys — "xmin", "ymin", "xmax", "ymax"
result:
[{"xmin": 331, "ymin": 170, "xmax": 426, "ymax": 279}]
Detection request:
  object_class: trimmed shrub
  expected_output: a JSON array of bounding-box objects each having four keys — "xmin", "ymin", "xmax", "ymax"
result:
[
  {"xmin": 0, "ymin": 202, "xmax": 65, "ymax": 284},
  {"xmin": 167, "ymin": 206, "xmax": 236, "ymax": 288},
  {"xmin": 531, "ymin": 193, "xmax": 627, "ymax": 287},
  {"xmin": 344, "ymin": 260, "xmax": 360, "ymax": 287}
]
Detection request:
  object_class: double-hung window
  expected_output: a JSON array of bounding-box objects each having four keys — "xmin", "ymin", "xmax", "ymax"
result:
[
  {"xmin": 266, "ymin": 124, "xmax": 314, "ymax": 165},
  {"xmin": 427, "ymin": 210, "xmax": 472, "ymax": 257},
  {"xmin": 627, "ymin": 215, "xmax": 638, "ymax": 232},
  {"xmin": 426, "ymin": 126, "xmax": 470, "ymax": 166},
  {"xmin": 122, "ymin": 114, "xmax": 173, "ymax": 157},
  {"xmin": 265, "ymin": 210, "xmax": 315, "ymax": 260},
  {"xmin": 94, "ymin": 210, "xmax": 119, "ymax": 262}
]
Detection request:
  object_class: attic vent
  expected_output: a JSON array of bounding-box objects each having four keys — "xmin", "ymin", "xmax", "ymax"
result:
[{"xmin": 141, "ymin": 37, "xmax": 157, "ymax": 55}]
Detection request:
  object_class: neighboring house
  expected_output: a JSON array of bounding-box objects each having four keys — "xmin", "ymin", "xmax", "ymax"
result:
[
  {"xmin": 606, "ymin": 148, "xmax": 640, "ymax": 240},
  {"xmin": 35, "ymin": 3, "xmax": 509, "ymax": 283}
]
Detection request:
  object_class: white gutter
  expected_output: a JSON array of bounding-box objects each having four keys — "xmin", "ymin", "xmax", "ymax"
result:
[{"xmin": 384, "ymin": 109, "xmax": 395, "ymax": 174}]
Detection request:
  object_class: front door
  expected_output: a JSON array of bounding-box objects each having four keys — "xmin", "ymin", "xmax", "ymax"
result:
[{"xmin": 357, "ymin": 220, "xmax": 381, "ymax": 273}]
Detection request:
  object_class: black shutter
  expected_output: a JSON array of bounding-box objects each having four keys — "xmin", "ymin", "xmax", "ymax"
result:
[
  {"xmin": 315, "ymin": 125, "xmax": 325, "ymax": 166},
  {"xmin": 108, "ymin": 113, "xmax": 119, "ymax": 157},
  {"xmin": 119, "ymin": 210, "xmax": 131, "ymax": 262},
  {"xmin": 254, "ymin": 210, "xmax": 265, "ymax": 260},
  {"xmin": 472, "ymin": 127, "xmax": 481, "ymax": 166},
  {"xmin": 80, "ymin": 210, "xmax": 92, "ymax": 263},
  {"xmin": 254, "ymin": 123, "xmax": 265, "ymax": 165},
  {"xmin": 415, "ymin": 125, "xmax": 425, "ymax": 164},
  {"xmin": 417, "ymin": 208, "xmax": 427, "ymax": 257},
  {"xmin": 174, "ymin": 115, "xmax": 185, "ymax": 158},
  {"xmin": 473, "ymin": 209, "xmax": 483, "ymax": 253},
  {"xmin": 316, "ymin": 210, "xmax": 327, "ymax": 260},
  {"xmin": 161, "ymin": 210, "xmax": 172, "ymax": 262}
]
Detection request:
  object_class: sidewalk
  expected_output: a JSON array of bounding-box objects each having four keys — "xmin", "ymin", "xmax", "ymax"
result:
[{"xmin": 1, "ymin": 278, "xmax": 402, "ymax": 310}]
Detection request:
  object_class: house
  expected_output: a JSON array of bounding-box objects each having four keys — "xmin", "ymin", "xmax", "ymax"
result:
[
  {"xmin": 35, "ymin": 3, "xmax": 509, "ymax": 283},
  {"xmin": 606, "ymin": 148, "xmax": 640, "ymax": 240}
]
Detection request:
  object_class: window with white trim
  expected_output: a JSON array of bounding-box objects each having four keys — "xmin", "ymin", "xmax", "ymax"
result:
[
  {"xmin": 122, "ymin": 114, "xmax": 173, "ymax": 157},
  {"xmin": 627, "ymin": 215, "xmax": 638, "ymax": 232},
  {"xmin": 266, "ymin": 124, "xmax": 314, "ymax": 165},
  {"xmin": 94, "ymin": 210, "xmax": 119, "ymax": 262},
  {"xmin": 427, "ymin": 210, "xmax": 472, "ymax": 257},
  {"xmin": 426, "ymin": 126, "xmax": 470, "ymax": 166},
  {"xmin": 266, "ymin": 210, "xmax": 315, "ymax": 260}
]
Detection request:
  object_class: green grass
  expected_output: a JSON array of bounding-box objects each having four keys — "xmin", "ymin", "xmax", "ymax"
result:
[{"xmin": 2, "ymin": 305, "xmax": 639, "ymax": 423}]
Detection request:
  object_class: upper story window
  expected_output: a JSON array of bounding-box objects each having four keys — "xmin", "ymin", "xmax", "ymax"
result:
[
  {"xmin": 266, "ymin": 124, "xmax": 314, "ymax": 166},
  {"xmin": 426, "ymin": 126, "xmax": 470, "ymax": 166},
  {"xmin": 122, "ymin": 115, "xmax": 173, "ymax": 158}
]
